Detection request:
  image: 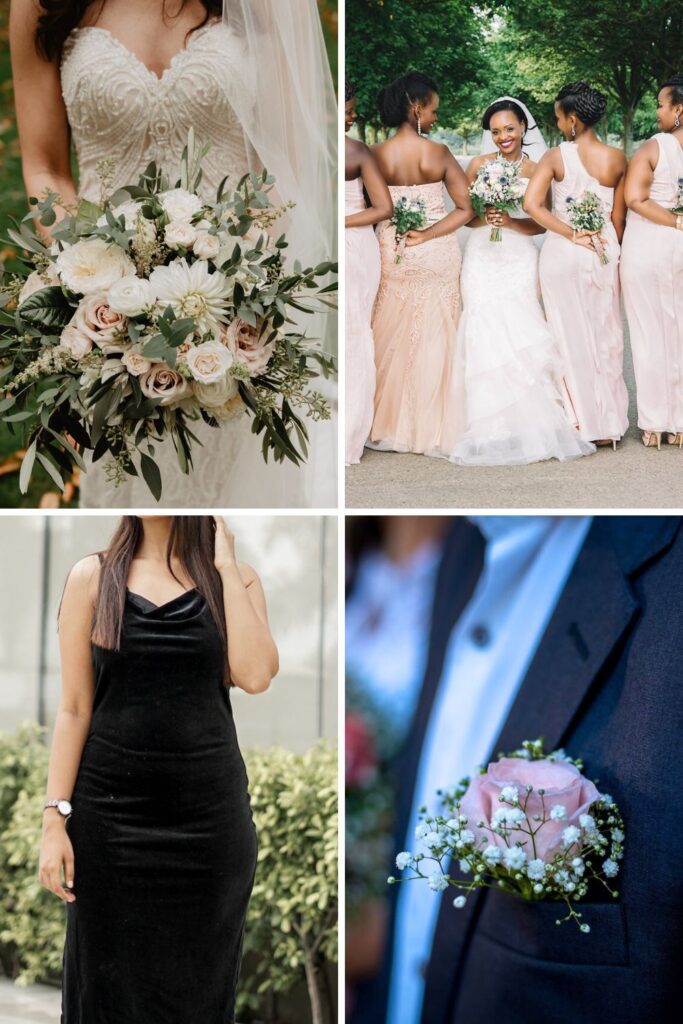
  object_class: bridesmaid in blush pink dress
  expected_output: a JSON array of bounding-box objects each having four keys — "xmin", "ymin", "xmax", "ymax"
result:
[
  {"xmin": 366, "ymin": 71, "xmax": 473, "ymax": 455},
  {"xmin": 345, "ymin": 85, "xmax": 393, "ymax": 465},
  {"xmin": 621, "ymin": 76, "xmax": 683, "ymax": 448},
  {"xmin": 525, "ymin": 82, "xmax": 629, "ymax": 448}
]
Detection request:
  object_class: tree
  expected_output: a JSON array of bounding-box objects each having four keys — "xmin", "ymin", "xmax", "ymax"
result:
[
  {"xmin": 491, "ymin": 0, "xmax": 683, "ymax": 153},
  {"xmin": 346, "ymin": 0, "xmax": 487, "ymax": 140}
]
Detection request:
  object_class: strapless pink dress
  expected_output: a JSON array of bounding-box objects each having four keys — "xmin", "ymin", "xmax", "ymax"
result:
[
  {"xmin": 539, "ymin": 142, "xmax": 628, "ymax": 443},
  {"xmin": 345, "ymin": 177, "xmax": 381, "ymax": 464},
  {"xmin": 367, "ymin": 181, "xmax": 462, "ymax": 454},
  {"xmin": 621, "ymin": 132, "xmax": 683, "ymax": 434}
]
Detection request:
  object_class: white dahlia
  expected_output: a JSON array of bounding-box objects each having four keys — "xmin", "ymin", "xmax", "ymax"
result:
[
  {"xmin": 56, "ymin": 239, "xmax": 135, "ymax": 296},
  {"xmin": 149, "ymin": 258, "xmax": 232, "ymax": 334}
]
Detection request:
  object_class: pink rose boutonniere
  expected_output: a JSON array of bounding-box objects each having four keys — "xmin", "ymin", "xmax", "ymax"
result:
[{"xmin": 389, "ymin": 739, "xmax": 625, "ymax": 932}]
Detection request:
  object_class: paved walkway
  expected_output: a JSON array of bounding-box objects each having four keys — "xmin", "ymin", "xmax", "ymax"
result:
[
  {"xmin": 0, "ymin": 979, "xmax": 60, "ymax": 1024},
  {"xmin": 346, "ymin": 325, "xmax": 683, "ymax": 510}
]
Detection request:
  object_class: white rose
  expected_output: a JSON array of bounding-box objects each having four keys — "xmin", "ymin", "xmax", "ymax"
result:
[
  {"xmin": 108, "ymin": 276, "xmax": 154, "ymax": 317},
  {"xmin": 192, "ymin": 230, "xmax": 221, "ymax": 261},
  {"xmin": 139, "ymin": 364, "xmax": 192, "ymax": 406},
  {"xmin": 18, "ymin": 265, "xmax": 61, "ymax": 304},
  {"xmin": 164, "ymin": 221, "xmax": 198, "ymax": 251},
  {"xmin": 213, "ymin": 393, "xmax": 246, "ymax": 422},
  {"xmin": 192, "ymin": 374, "xmax": 238, "ymax": 409},
  {"xmin": 60, "ymin": 323, "xmax": 93, "ymax": 359},
  {"xmin": 122, "ymin": 348, "xmax": 153, "ymax": 377},
  {"xmin": 72, "ymin": 294, "xmax": 128, "ymax": 355},
  {"xmin": 185, "ymin": 340, "xmax": 234, "ymax": 384},
  {"xmin": 159, "ymin": 188, "xmax": 202, "ymax": 224},
  {"xmin": 55, "ymin": 239, "xmax": 135, "ymax": 296}
]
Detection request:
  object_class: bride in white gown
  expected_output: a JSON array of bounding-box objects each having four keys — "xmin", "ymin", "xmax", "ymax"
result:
[
  {"xmin": 10, "ymin": 0, "xmax": 336, "ymax": 508},
  {"xmin": 447, "ymin": 97, "xmax": 594, "ymax": 466}
]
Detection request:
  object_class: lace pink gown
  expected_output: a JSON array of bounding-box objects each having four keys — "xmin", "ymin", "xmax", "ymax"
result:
[
  {"xmin": 621, "ymin": 132, "xmax": 683, "ymax": 434},
  {"xmin": 539, "ymin": 142, "xmax": 628, "ymax": 443},
  {"xmin": 345, "ymin": 178, "xmax": 380, "ymax": 464},
  {"xmin": 367, "ymin": 182, "xmax": 462, "ymax": 454}
]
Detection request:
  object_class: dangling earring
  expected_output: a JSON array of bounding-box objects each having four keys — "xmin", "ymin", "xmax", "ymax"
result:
[
  {"xmin": 571, "ymin": 125, "xmax": 576, "ymax": 139},
  {"xmin": 417, "ymin": 112, "xmax": 423, "ymax": 136},
  {"xmin": 675, "ymin": 114, "xmax": 681, "ymax": 129}
]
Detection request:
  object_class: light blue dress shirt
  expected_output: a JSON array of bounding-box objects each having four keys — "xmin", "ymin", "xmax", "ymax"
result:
[{"xmin": 386, "ymin": 515, "xmax": 592, "ymax": 1024}]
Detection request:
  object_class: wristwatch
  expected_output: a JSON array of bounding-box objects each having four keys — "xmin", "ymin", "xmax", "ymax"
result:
[{"xmin": 43, "ymin": 798, "xmax": 73, "ymax": 818}]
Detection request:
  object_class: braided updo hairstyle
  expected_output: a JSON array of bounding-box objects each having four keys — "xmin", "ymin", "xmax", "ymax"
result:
[
  {"xmin": 556, "ymin": 81, "xmax": 607, "ymax": 126},
  {"xmin": 661, "ymin": 75, "xmax": 683, "ymax": 106},
  {"xmin": 377, "ymin": 70, "xmax": 438, "ymax": 128}
]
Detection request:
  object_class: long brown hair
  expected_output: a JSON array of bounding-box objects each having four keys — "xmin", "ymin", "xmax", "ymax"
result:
[
  {"xmin": 91, "ymin": 516, "xmax": 227, "ymax": 654},
  {"xmin": 35, "ymin": 0, "xmax": 222, "ymax": 61}
]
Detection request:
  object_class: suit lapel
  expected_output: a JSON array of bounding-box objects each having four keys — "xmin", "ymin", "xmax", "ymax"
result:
[{"xmin": 421, "ymin": 517, "xmax": 669, "ymax": 1024}]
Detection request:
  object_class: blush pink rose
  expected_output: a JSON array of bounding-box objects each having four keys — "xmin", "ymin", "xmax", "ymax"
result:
[
  {"xmin": 459, "ymin": 757, "xmax": 601, "ymax": 861},
  {"xmin": 73, "ymin": 293, "xmax": 128, "ymax": 352},
  {"xmin": 223, "ymin": 318, "xmax": 275, "ymax": 376},
  {"xmin": 139, "ymin": 364, "xmax": 192, "ymax": 406}
]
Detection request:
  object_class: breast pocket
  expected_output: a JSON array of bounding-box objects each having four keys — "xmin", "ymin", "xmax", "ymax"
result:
[{"xmin": 476, "ymin": 889, "xmax": 629, "ymax": 967}]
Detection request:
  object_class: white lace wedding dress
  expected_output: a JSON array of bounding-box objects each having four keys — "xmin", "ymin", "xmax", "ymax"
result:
[
  {"xmin": 61, "ymin": 21, "xmax": 326, "ymax": 507},
  {"xmin": 446, "ymin": 176, "xmax": 595, "ymax": 465}
]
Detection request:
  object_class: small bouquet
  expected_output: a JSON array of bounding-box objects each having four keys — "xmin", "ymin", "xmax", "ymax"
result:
[
  {"xmin": 0, "ymin": 132, "xmax": 336, "ymax": 501},
  {"xmin": 390, "ymin": 196, "xmax": 428, "ymax": 263},
  {"xmin": 672, "ymin": 176, "xmax": 683, "ymax": 215},
  {"xmin": 389, "ymin": 738, "xmax": 625, "ymax": 933},
  {"xmin": 566, "ymin": 191, "xmax": 609, "ymax": 264},
  {"xmin": 469, "ymin": 157, "xmax": 525, "ymax": 241}
]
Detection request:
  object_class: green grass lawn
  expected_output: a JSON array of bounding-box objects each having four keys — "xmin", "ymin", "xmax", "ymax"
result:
[{"xmin": 0, "ymin": 3, "xmax": 338, "ymax": 508}]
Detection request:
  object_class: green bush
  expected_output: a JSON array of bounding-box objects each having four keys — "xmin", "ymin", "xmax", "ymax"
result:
[
  {"xmin": 0, "ymin": 722, "xmax": 64, "ymax": 984},
  {"xmin": 239, "ymin": 744, "xmax": 338, "ymax": 1024},
  {"xmin": 0, "ymin": 725, "xmax": 338, "ymax": 1023}
]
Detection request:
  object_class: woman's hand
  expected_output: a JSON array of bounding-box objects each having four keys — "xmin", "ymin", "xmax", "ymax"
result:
[
  {"xmin": 485, "ymin": 207, "xmax": 512, "ymax": 230},
  {"xmin": 39, "ymin": 816, "xmax": 75, "ymax": 903},
  {"xmin": 572, "ymin": 229, "xmax": 603, "ymax": 251},
  {"xmin": 405, "ymin": 228, "xmax": 433, "ymax": 247},
  {"xmin": 213, "ymin": 516, "xmax": 237, "ymax": 573}
]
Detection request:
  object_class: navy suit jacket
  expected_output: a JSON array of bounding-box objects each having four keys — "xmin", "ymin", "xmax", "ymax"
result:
[{"xmin": 355, "ymin": 516, "xmax": 683, "ymax": 1024}]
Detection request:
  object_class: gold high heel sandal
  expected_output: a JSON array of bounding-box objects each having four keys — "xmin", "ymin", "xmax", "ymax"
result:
[
  {"xmin": 667, "ymin": 432, "xmax": 683, "ymax": 448},
  {"xmin": 595, "ymin": 438, "xmax": 618, "ymax": 451},
  {"xmin": 642, "ymin": 431, "xmax": 662, "ymax": 449}
]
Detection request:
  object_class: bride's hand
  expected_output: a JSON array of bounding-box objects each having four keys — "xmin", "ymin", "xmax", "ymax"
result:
[
  {"xmin": 485, "ymin": 208, "xmax": 512, "ymax": 229},
  {"xmin": 213, "ymin": 516, "xmax": 237, "ymax": 573}
]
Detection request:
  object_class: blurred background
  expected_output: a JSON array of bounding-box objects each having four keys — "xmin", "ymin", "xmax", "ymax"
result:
[
  {"xmin": 0, "ymin": 0, "xmax": 338, "ymax": 508},
  {"xmin": 0, "ymin": 513, "xmax": 339, "ymax": 1024}
]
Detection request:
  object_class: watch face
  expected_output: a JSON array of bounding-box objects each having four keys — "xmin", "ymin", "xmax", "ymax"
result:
[{"xmin": 57, "ymin": 800, "xmax": 72, "ymax": 817}]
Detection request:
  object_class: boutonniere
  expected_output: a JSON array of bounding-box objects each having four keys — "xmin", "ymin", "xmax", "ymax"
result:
[{"xmin": 388, "ymin": 739, "xmax": 624, "ymax": 932}]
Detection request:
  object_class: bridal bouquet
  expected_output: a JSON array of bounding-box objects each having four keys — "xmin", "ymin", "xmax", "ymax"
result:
[
  {"xmin": 390, "ymin": 196, "xmax": 428, "ymax": 263},
  {"xmin": 0, "ymin": 134, "xmax": 336, "ymax": 500},
  {"xmin": 469, "ymin": 157, "xmax": 525, "ymax": 241},
  {"xmin": 389, "ymin": 739, "xmax": 625, "ymax": 933},
  {"xmin": 565, "ymin": 191, "xmax": 609, "ymax": 264}
]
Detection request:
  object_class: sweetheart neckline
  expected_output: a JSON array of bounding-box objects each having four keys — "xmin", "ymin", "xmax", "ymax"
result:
[{"xmin": 67, "ymin": 21, "xmax": 223, "ymax": 83}]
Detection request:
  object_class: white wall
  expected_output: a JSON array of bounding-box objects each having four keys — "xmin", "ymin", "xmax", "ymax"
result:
[{"xmin": 0, "ymin": 514, "xmax": 337, "ymax": 753}]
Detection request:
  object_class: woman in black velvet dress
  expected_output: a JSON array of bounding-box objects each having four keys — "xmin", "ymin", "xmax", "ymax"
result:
[{"xmin": 38, "ymin": 516, "xmax": 279, "ymax": 1024}]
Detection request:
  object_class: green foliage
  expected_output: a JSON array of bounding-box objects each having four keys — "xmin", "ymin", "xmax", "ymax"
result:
[
  {"xmin": 346, "ymin": 0, "xmax": 487, "ymax": 135},
  {"xmin": 238, "ymin": 744, "xmax": 338, "ymax": 1023},
  {"xmin": 0, "ymin": 723, "xmax": 64, "ymax": 985},
  {"xmin": 491, "ymin": 0, "xmax": 683, "ymax": 151}
]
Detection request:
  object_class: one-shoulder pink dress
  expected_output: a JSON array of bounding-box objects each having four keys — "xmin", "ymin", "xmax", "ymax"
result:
[
  {"xmin": 539, "ymin": 142, "xmax": 628, "ymax": 443},
  {"xmin": 621, "ymin": 132, "xmax": 683, "ymax": 435}
]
